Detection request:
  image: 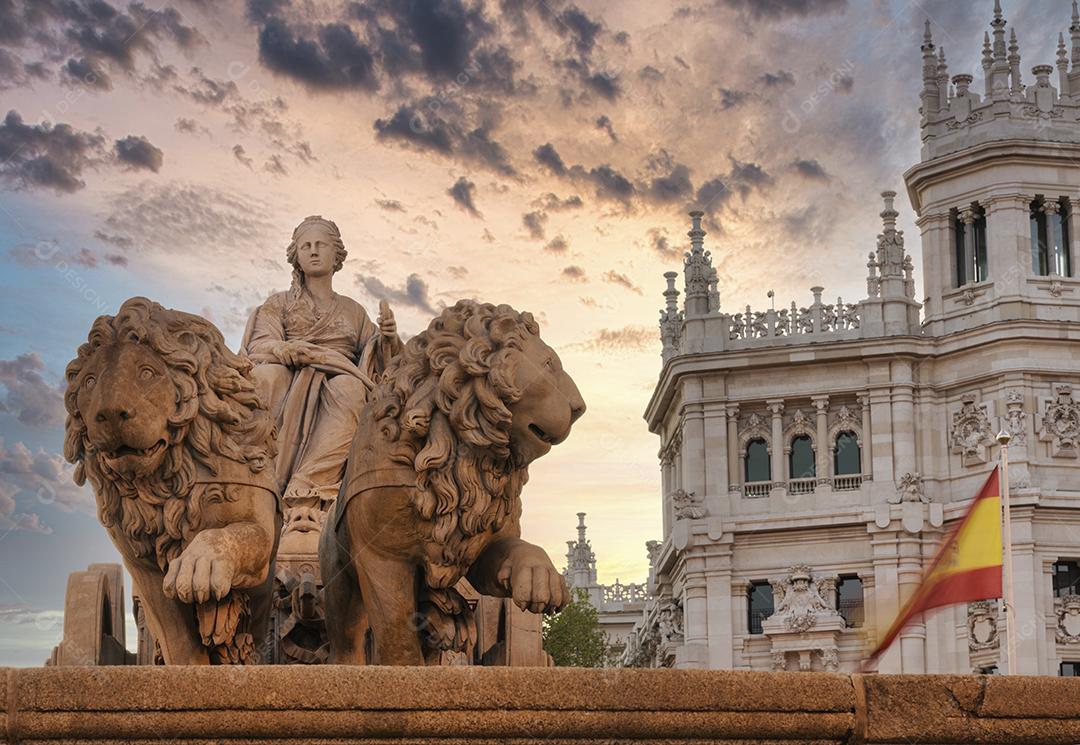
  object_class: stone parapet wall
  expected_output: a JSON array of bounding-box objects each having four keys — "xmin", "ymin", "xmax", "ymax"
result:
[{"xmin": 2, "ymin": 666, "xmax": 1079, "ymax": 744}]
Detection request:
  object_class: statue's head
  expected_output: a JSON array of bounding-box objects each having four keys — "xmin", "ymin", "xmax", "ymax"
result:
[{"xmin": 286, "ymin": 215, "xmax": 347, "ymax": 294}]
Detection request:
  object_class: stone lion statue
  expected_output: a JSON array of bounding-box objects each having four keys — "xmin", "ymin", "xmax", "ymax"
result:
[
  {"xmin": 64, "ymin": 297, "xmax": 280, "ymax": 664},
  {"xmin": 321, "ymin": 299, "xmax": 586, "ymax": 664}
]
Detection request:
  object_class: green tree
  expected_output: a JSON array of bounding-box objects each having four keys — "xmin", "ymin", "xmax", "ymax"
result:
[{"xmin": 542, "ymin": 588, "xmax": 613, "ymax": 667}]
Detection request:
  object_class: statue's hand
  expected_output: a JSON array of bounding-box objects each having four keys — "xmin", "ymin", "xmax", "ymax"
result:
[
  {"xmin": 496, "ymin": 543, "xmax": 568, "ymax": 614},
  {"xmin": 377, "ymin": 300, "xmax": 396, "ymax": 339},
  {"xmin": 163, "ymin": 531, "xmax": 237, "ymax": 604}
]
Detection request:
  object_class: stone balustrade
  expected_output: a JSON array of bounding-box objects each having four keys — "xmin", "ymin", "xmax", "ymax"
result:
[
  {"xmin": 2, "ymin": 666, "xmax": 1080, "ymax": 743},
  {"xmin": 723, "ymin": 287, "xmax": 861, "ymax": 347},
  {"xmin": 602, "ymin": 580, "xmax": 648, "ymax": 605}
]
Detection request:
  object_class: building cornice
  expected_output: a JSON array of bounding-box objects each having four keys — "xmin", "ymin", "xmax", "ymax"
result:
[{"xmin": 904, "ymin": 138, "xmax": 1080, "ymax": 214}]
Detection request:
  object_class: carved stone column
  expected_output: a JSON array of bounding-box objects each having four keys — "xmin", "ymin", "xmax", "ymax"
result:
[
  {"xmin": 726, "ymin": 404, "xmax": 740, "ymax": 492},
  {"xmin": 682, "ymin": 377, "xmax": 706, "ymax": 500},
  {"xmin": 891, "ymin": 360, "xmax": 917, "ymax": 486},
  {"xmin": 898, "ymin": 532, "xmax": 926, "ymax": 673},
  {"xmin": 682, "ymin": 554, "xmax": 709, "ymax": 669},
  {"xmin": 983, "ymin": 193, "xmax": 1032, "ymax": 299},
  {"xmin": 704, "ymin": 401, "xmax": 727, "ymax": 506},
  {"xmin": 767, "ymin": 399, "xmax": 785, "ymax": 489},
  {"xmin": 812, "ymin": 395, "xmax": 829, "ymax": 483},
  {"xmin": 859, "ymin": 393, "xmax": 873, "ymax": 480}
]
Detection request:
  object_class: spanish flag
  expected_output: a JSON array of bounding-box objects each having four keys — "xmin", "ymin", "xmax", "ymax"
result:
[{"xmin": 865, "ymin": 467, "xmax": 1003, "ymax": 666}]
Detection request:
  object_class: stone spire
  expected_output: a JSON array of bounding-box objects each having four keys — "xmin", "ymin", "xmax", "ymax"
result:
[
  {"xmin": 659, "ymin": 271, "xmax": 682, "ymax": 361},
  {"xmin": 564, "ymin": 512, "xmax": 597, "ymax": 587},
  {"xmin": 989, "ymin": 0, "xmax": 1011, "ymax": 96},
  {"xmin": 683, "ymin": 211, "xmax": 714, "ymax": 317},
  {"xmin": 1008, "ymin": 27, "xmax": 1022, "ymax": 95},
  {"xmin": 982, "ymin": 31, "xmax": 994, "ymax": 97},
  {"xmin": 936, "ymin": 47, "xmax": 950, "ymax": 107},
  {"xmin": 921, "ymin": 20, "xmax": 940, "ymax": 118},
  {"xmin": 875, "ymin": 191, "xmax": 910, "ymax": 294},
  {"xmin": 1059, "ymin": 32, "xmax": 1071, "ymax": 96}
]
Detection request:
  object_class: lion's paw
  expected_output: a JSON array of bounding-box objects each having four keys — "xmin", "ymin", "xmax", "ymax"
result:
[{"xmin": 163, "ymin": 540, "xmax": 236, "ymax": 604}]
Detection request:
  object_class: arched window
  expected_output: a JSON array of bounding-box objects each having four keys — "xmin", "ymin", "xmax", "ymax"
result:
[
  {"xmin": 744, "ymin": 438, "xmax": 770, "ymax": 483},
  {"xmin": 788, "ymin": 435, "xmax": 815, "ymax": 479},
  {"xmin": 954, "ymin": 204, "xmax": 988, "ymax": 287},
  {"xmin": 1031, "ymin": 197, "xmax": 1072, "ymax": 277},
  {"xmin": 834, "ymin": 431, "xmax": 861, "ymax": 475}
]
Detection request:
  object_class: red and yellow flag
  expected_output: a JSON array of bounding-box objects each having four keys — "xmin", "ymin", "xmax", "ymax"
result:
[{"xmin": 865, "ymin": 467, "xmax": 1003, "ymax": 666}]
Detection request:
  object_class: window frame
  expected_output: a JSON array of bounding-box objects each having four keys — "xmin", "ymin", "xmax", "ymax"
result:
[{"xmin": 747, "ymin": 580, "xmax": 774, "ymax": 635}]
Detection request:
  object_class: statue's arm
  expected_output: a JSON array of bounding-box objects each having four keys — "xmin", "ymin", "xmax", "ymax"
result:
[{"xmin": 245, "ymin": 298, "xmax": 287, "ymax": 359}]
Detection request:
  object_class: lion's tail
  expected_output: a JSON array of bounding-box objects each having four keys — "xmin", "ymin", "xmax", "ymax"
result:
[
  {"xmin": 418, "ymin": 586, "xmax": 477, "ymax": 662},
  {"xmin": 196, "ymin": 592, "xmax": 257, "ymax": 664}
]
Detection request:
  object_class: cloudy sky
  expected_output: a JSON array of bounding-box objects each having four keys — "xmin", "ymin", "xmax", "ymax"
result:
[{"xmin": 0, "ymin": 0, "xmax": 1072, "ymax": 665}]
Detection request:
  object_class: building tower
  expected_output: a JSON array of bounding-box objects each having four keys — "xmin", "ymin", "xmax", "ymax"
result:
[{"xmin": 633, "ymin": 4, "xmax": 1080, "ymax": 675}]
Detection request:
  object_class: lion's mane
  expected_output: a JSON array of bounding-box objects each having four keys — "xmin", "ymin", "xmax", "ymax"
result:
[
  {"xmin": 64, "ymin": 297, "xmax": 276, "ymax": 571},
  {"xmin": 369, "ymin": 299, "xmax": 539, "ymax": 587}
]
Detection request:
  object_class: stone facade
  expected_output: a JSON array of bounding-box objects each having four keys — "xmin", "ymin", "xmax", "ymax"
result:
[
  {"xmin": 629, "ymin": 3, "xmax": 1080, "ymax": 675},
  {"xmin": 562, "ymin": 513, "xmax": 647, "ymax": 659}
]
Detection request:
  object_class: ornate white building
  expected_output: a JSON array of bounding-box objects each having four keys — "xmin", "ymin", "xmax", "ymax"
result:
[
  {"xmin": 627, "ymin": 3, "xmax": 1080, "ymax": 675},
  {"xmin": 562, "ymin": 513, "xmax": 648, "ymax": 658}
]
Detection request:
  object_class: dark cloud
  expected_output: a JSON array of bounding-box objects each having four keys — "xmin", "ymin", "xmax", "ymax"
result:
[
  {"xmin": 264, "ymin": 153, "xmax": 288, "ymax": 176},
  {"xmin": 595, "ymin": 114, "xmax": 617, "ymax": 142},
  {"xmin": 719, "ymin": 88, "xmax": 750, "ymax": 109},
  {"xmin": 562, "ymin": 265, "xmax": 587, "ymax": 282},
  {"xmin": 694, "ymin": 156, "xmax": 773, "ymax": 214},
  {"xmin": 760, "ymin": 69, "xmax": 795, "ymax": 87},
  {"xmin": 0, "ymin": 110, "xmax": 106, "ymax": 193},
  {"xmin": 0, "ymin": 353, "xmax": 64, "ymax": 427},
  {"xmin": 233, "ymin": 144, "xmax": 253, "ymax": 168},
  {"xmin": 533, "ymin": 142, "xmax": 566, "ymax": 175},
  {"xmin": 639, "ymin": 65, "xmax": 663, "ymax": 81},
  {"xmin": 717, "ymin": 0, "xmax": 847, "ymax": 20},
  {"xmin": 61, "ymin": 57, "xmax": 111, "ymax": 90},
  {"xmin": 258, "ymin": 18, "xmax": 378, "ymax": 91},
  {"xmin": 553, "ymin": 5, "xmax": 602, "ymax": 58},
  {"xmin": 375, "ymin": 198, "xmax": 406, "ymax": 211},
  {"xmin": 175, "ymin": 67, "xmax": 238, "ymax": 105},
  {"xmin": 374, "ymin": 100, "xmax": 515, "ymax": 175},
  {"xmin": 544, "ymin": 235, "xmax": 568, "ymax": 253},
  {"xmin": 24, "ymin": 0, "xmax": 206, "ymax": 77},
  {"xmin": 0, "ymin": 438, "xmax": 91, "ymax": 522},
  {"xmin": 356, "ymin": 272, "xmax": 438, "ymax": 315},
  {"xmin": 792, "ymin": 158, "xmax": 829, "ymax": 181},
  {"xmin": 602, "ymin": 270, "xmax": 643, "ymax": 295},
  {"xmin": 647, "ymin": 163, "xmax": 693, "ymax": 204},
  {"xmin": 0, "ymin": 49, "xmax": 35, "ymax": 89},
  {"xmin": 448, "ymin": 176, "xmax": 481, "ymax": 217},
  {"xmin": 647, "ymin": 227, "xmax": 676, "ymax": 257},
  {"xmin": 115, "ymin": 135, "xmax": 163, "ymax": 173},
  {"xmin": 174, "ymin": 117, "xmax": 204, "ymax": 135},
  {"xmin": 727, "ymin": 156, "xmax": 773, "ymax": 195},
  {"xmin": 522, "ymin": 210, "xmax": 547, "ymax": 240},
  {"xmin": 570, "ymin": 163, "xmax": 635, "ymax": 204},
  {"xmin": 533, "ymin": 192, "xmax": 583, "ymax": 211},
  {"xmin": 574, "ymin": 325, "xmax": 654, "ymax": 352}
]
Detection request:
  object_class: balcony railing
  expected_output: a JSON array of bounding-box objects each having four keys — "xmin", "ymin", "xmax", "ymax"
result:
[
  {"xmin": 833, "ymin": 474, "xmax": 863, "ymax": 491},
  {"xmin": 788, "ymin": 478, "xmax": 816, "ymax": 496},
  {"xmin": 743, "ymin": 481, "xmax": 770, "ymax": 498}
]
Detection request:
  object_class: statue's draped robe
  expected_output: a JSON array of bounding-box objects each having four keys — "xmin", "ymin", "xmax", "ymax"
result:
[{"xmin": 242, "ymin": 291, "xmax": 386, "ymax": 502}]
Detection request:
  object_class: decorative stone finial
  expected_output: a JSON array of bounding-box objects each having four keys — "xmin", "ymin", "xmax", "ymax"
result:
[{"xmin": 683, "ymin": 210, "xmax": 714, "ymax": 316}]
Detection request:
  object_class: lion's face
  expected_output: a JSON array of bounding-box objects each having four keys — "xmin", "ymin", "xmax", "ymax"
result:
[
  {"xmin": 74, "ymin": 340, "xmax": 175, "ymax": 478},
  {"xmin": 506, "ymin": 333, "xmax": 585, "ymax": 465}
]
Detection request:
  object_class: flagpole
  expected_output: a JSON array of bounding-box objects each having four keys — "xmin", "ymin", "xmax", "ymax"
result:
[{"xmin": 996, "ymin": 430, "xmax": 1017, "ymax": 674}]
